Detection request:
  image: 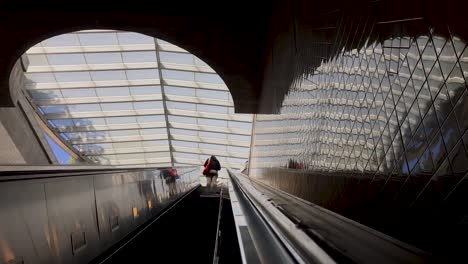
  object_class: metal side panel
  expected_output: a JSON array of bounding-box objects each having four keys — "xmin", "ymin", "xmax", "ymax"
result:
[
  {"xmin": 94, "ymin": 173, "xmax": 133, "ymax": 251},
  {"xmin": 0, "ymin": 181, "xmax": 52, "ymax": 264},
  {"xmin": 44, "ymin": 176, "xmax": 100, "ymax": 264},
  {"xmin": 122, "ymin": 173, "xmax": 147, "ymax": 228}
]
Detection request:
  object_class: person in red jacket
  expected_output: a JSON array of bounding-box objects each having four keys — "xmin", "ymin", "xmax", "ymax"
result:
[{"xmin": 203, "ymin": 155, "xmax": 221, "ymax": 189}]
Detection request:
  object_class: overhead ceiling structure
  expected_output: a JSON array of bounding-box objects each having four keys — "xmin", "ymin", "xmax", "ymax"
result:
[{"xmin": 20, "ymin": 30, "xmax": 253, "ymax": 169}]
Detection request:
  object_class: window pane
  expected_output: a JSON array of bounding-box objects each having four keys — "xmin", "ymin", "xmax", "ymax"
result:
[
  {"xmin": 55, "ymin": 72, "xmax": 91, "ymax": 82},
  {"xmin": 42, "ymin": 34, "xmax": 79, "ymax": 47},
  {"xmin": 165, "ymin": 86, "xmax": 195, "ymax": 96},
  {"xmin": 198, "ymin": 118, "xmax": 227, "ymax": 127},
  {"xmin": 126, "ymin": 69, "xmax": 158, "ymax": 80},
  {"xmin": 26, "ymin": 55, "xmax": 49, "ymax": 66},
  {"xmin": 68, "ymin": 104, "xmax": 101, "ymax": 112},
  {"xmin": 91, "ymin": 70, "xmax": 126, "ymax": 81},
  {"xmin": 195, "ymin": 73, "xmax": 224, "ymax": 84},
  {"xmin": 166, "ymin": 101, "xmax": 196, "ymax": 111},
  {"xmin": 197, "ymin": 104, "xmax": 227, "ymax": 114},
  {"xmin": 105, "ymin": 116, "xmax": 137, "ymax": 125},
  {"xmin": 169, "ymin": 115, "xmax": 197, "ymax": 124},
  {"xmin": 74, "ymin": 118, "xmax": 106, "ymax": 126},
  {"xmin": 48, "ymin": 54, "xmax": 86, "ymax": 65},
  {"xmin": 117, "ymin": 32, "xmax": 154, "ymax": 45},
  {"xmin": 25, "ymin": 73, "xmax": 56, "ymax": 83},
  {"xmin": 134, "ymin": 101, "xmax": 163, "ymax": 110},
  {"xmin": 96, "ymin": 87, "xmax": 130, "ymax": 97},
  {"xmin": 162, "ymin": 70, "xmax": 193, "ymax": 81},
  {"xmin": 61, "ymin": 88, "xmax": 96, "ymax": 98},
  {"xmin": 130, "ymin": 85, "xmax": 161, "ymax": 95},
  {"xmin": 30, "ymin": 90, "xmax": 63, "ymax": 100},
  {"xmin": 85, "ymin": 53, "xmax": 122, "ymax": 64},
  {"xmin": 79, "ymin": 33, "xmax": 118, "ymax": 46},
  {"xmin": 101, "ymin": 102, "xmax": 133, "ymax": 111},
  {"xmin": 159, "ymin": 52, "xmax": 193, "ymax": 64},
  {"xmin": 40, "ymin": 105, "xmax": 67, "ymax": 114},
  {"xmin": 170, "ymin": 129, "xmax": 197, "ymax": 136},
  {"xmin": 197, "ymin": 89, "xmax": 228, "ymax": 100},
  {"xmin": 137, "ymin": 115, "xmax": 165, "ymax": 123},
  {"xmin": 122, "ymin": 51, "xmax": 156, "ymax": 63}
]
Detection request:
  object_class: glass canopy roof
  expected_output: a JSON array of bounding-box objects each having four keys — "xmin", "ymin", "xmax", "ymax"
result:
[{"xmin": 21, "ymin": 29, "xmax": 252, "ymax": 169}]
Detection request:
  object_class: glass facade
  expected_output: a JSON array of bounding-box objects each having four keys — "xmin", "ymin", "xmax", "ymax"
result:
[
  {"xmin": 250, "ymin": 29, "xmax": 468, "ymax": 253},
  {"xmin": 22, "ymin": 30, "xmax": 252, "ymax": 169}
]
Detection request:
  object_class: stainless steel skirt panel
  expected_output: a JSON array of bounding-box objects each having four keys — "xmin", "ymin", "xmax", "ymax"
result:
[{"xmin": 0, "ymin": 167, "xmax": 200, "ymax": 264}]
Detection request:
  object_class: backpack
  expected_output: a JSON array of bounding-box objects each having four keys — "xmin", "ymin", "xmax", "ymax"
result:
[{"xmin": 202, "ymin": 160, "xmax": 211, "ymax": 175}]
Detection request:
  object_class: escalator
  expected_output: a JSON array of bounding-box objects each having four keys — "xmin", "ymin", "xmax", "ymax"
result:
[{"xmin": 94, "ymin": 187, "xmax": 241, "ymax": 264}]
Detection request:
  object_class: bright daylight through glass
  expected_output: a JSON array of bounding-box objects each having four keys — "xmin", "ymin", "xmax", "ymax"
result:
[{"xmin": 21, "ymin": 29, "xmax": 252, "ymax": 169}]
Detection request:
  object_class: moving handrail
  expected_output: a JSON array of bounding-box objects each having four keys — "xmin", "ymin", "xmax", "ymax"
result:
[{"xmin": 228, "ymin": 170, "xmax": 431, "ymax": 264}]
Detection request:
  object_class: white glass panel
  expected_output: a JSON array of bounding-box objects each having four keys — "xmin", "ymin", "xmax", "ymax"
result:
[
  {"xmin": 30, "ymin": 90, "xmax": 63, "ymax": 100},
  {"xmin": 105, "ymin": 116, "xmax": 137, "ymax": 125},
  {"xmin": 142, "ymin": 140, "xmax": 169, "ymax": 146},
  {"xmin": 85, "ymin": 53, "xmax": 122, "ymax": 64},
  {"xmin": 228, "ymin": 134, "xmax": 250, "ymax": 141},
  {"xmin": 96, "ymin": 87, "xmax": 130, "ymax": 97},
  {"xmin": 74, "ymin": 118, "xmax": 106, "ymax": 126},
  {"xmin": 170, "ymin": 129, "xmax": 197, "ymax": 136},
  {"xmin": 48, "ymin": 54, "xmax": 86, "ymax": 65},
  {"xmin": 61, "ymin": 88, "xmax": 96, "ymax": 98},
  {"xmin": 165, "ymin": 86, "xmax": 195, "ymax": 96},
  {"xmin": 42, "ymin": 34, "xmax": 80, "ymax": 47},
  {"xmin": 194, "ymin": 56, "xmax": 208, "ymax": 66},
  {"xmin": 117, "ymin": 32, "xmax": 154, "ymax": 45},
  {"xmin": 228, "ymin": 146, "xmax": 249, "ymax": 153},
  {"xmin": 41, "ymin": 105, "xmax": 67, "ymax": 114},
  {"xmin": 140, "ymin": 128, "xmax": 166, "ymax": 135},
  {"xmin": 174, "ymin": 152, "xmax": 199, "ymax": 159},
  {"xmin": 198, "ymin": 118, "xmax": 227, "ymax": 127},
  {"xmin": 196, "ymin": 89, "xmax": 228, "ymax": 99},
  {"xmin": 200, "ymin": 143, "xmax": 226, "ymax": 151},
  {"xmin": 27, "ymin": 55, "xmax": 48, "ymax": 66},
  {"xmin": 25, "ymin": 73, "xmax": 56, "ymax": 83},
  {"xmin": 162, "ymin": 70, "xmax": 194, "ymax": 81},
  {"xmin": 197, "ymin": 104, "xmax": 227, "ymax": 114},
  {"xmin": 116, "ymin": 153, "xmax": 145, "ymax": 160},
  {"xmin": 126, "ymin": 69, "xmax": 158, "ymax": 80},
  {"xmin": 157, "ymin": 39, "xmax": 173, "ymax": 46},
  {"xmin": 195, "ymin": 73, "xmax": 224, "ymax": 84},
  {"xmin": 79, "ymin": 33, "xmax": 118, "ymax": 46},
  {"xmin": 159, "ymin": 52, "xmax": 193, "ymax": 64},
  {"xmin": 109, "ymin": 130, "xmax": 140, "ymax": 137},
  {"xmin": 68, "ymin": 104, "xmax": 101, "ymax": 112},
  {"xmin": 91, "ymin": 70, "xmax": 126, "ymax": 81},
  {"xmin": 168, "ymin": 115, "xmax": 197, "ymax": 124},
  {"xmin": 137, "ymin": 115, "xmax": 165, "ymax": 123},
  {"xmin": 228, "ymin": 121, "xmax": 252, "ymax": 129},
  {"xmin": 101, "ymin": 102, "xmax": 133, "ymax": 111},
  {"xmin": 55, "ymin": 72, "xmax": 91, "ymax": 82},
  {"xmin": 166, "ymin": 101, "xmax": 196, "ymax": 111},
  {"xmin": 172, "ymin": 140, "xmax": 198, "ymax": 148},
  {"xmin": 134, "ymin": 101, "xmax": 163, "ymax": 109},
  {"xmin": 228, "ymin": 157, "xmax": 247, "ymax": 164},
  {"xmin": 51, "ymin": 119, "xmax": 74, "ymax": 127},
  {"xmin": 199, "ymin": 131, "xmax": 227, "ymax": 139},
  {"xmin": 113, "ymin": 141, "xmax": 142, "ymax": 149},
  {"xmin": 130, "ymin": 85, "xmax": 161, "ymax": 95},
  {"xmin": 122, "ymin": 51, "xmax": 156, "ymax": 63}
]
